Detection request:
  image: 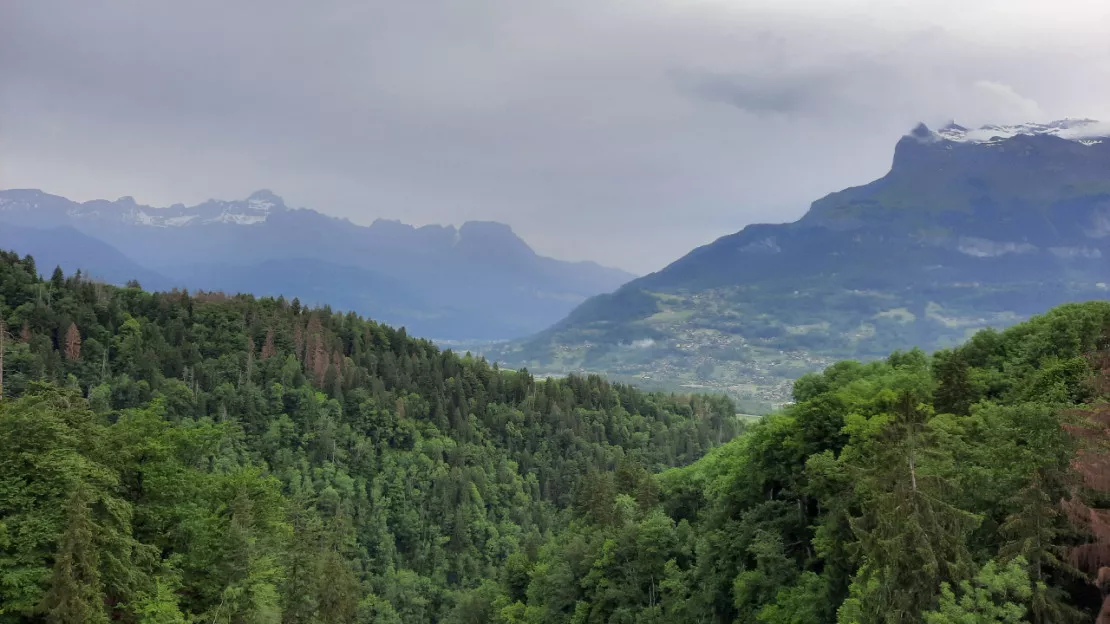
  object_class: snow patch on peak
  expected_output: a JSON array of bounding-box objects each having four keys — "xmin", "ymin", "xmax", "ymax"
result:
[
  {"xmin": 129, "ymin": 210, "xmax": 156, "ymax": 226},
  {"xmin": 928, "ymin": 119, "xmax": 1109, "ymax": 145},
  {"xmin": 114, "ymin": 195, "xmax": 275, "ymax": 227},
  {"xmin": 163, "ymin": 215, "xmax": 198, "ymax": 226},
  {"xmin": 245, "ymin": 190, "xmax": 283, "ymax": 213},
  {"xmin": 207, "ymin": 212, "xmax": 267, "ymax": 225},
  {"xmin": 0, "ymin": 189, "xmax": 285, "ymax": 228},
  {"xmin": 248, "ymin": 197, "xmax": 276, "ymax": 212}
]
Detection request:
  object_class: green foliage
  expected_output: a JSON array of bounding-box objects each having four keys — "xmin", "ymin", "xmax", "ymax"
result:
[
  {"xmin": 922, "ymin": 558, "xmax": 1031, "ymax": 624},
  {"xmin": 757, "ymin": 571, "xmax": 824, "ymax": 624},
  {"xmin": 0, "ymin": 251, "xmax": 739, "ymax": 623},
  {"xmin": 2, "ymin": 250, "xmax": 1108, "ymax": 622},
  {"xmin": 503, "ymin": 302, "xmax": 1110, "ymax": 623},
  {"xmin": 42, "ymin": 486, "xmax": 109, "ymax": 624}
]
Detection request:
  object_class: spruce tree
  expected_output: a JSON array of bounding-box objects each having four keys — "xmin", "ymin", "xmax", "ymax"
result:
[
  {"xmin": 845, "ymin": 390, "xmax": 980, "ymax": 622},
  {"xmin": 42, "ymin": 485, "xmax": 109, "ymax": 624}
]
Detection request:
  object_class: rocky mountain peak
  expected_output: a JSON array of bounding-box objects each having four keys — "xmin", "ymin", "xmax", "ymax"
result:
[
  {"xmin": 921, "ymin": 118, "xmax": 1107, "ymax": 145},
  {"xmin": 246, "ymin": 189, "xmax": 285, "ymax": 211}
]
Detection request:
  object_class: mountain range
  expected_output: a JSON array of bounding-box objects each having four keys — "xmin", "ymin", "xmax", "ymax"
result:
[
  {"xmin": 0, "ymin": 189, "xmax": 634, "ymax": 339},
  {"xmin": 492, "ymin": 119, "xmax": 1110, "ymax": 410}
]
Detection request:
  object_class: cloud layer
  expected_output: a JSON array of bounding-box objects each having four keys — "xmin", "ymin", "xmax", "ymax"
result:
[{"xmin": 3, "ymin": 0, "xmax": 1109, "ymax": 272}]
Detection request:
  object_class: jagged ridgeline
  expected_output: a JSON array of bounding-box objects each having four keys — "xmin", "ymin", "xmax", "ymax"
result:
[{"xmin": 0, "ymin": 250, "xmax": 738, "ymax": 623}]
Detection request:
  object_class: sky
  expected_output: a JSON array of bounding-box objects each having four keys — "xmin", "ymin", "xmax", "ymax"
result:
[{"xmin": 3, "ymin": 0, "xmax": 1110, "ymax": 274}]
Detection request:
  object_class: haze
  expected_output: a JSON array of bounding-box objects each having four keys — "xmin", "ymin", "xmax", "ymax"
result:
[{"xmin": 3, "ymin": 0, "xmax": 1109, "ymax": 273}]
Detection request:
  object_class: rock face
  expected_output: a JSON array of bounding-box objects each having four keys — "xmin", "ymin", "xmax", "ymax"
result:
[
  {"xmin": 0, "ymin": 189, "xmax": 635, "ymax": 340},
  {"xmin": 500, "ymin": 120, "xmax": 1110, "ymax": 405}
]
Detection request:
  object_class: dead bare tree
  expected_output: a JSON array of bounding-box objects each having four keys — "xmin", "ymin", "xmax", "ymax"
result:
[
  {"xmin": 260, "ymin": 327, "xmax": 276, "ymax": 360},
  {"xmin": 1064, "ymin": 331, "xmax": 1110, "ymax": 621},
  {"xmin": 0, "ymin": 319, "xmax": 7, "ymax": 401},
  {"xmin": 64, "ymin": 323, "xmax": 81, "ymax": 361},
  {"xmin": 293, "ymin": 321, "xmax": 305, "ymax": 362},
  {"xmin": 246, "ymin": 336, "xmax": 256, "ymax": 381}
]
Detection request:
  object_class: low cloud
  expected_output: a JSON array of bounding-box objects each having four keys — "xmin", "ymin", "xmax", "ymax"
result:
[
  {"xmin": 677, "ymin": 70, "xmax": 849, "ymax": 116},
  {"xmin": 971, "ymin": 81, "xmax": 1044, "ymax": 122}
]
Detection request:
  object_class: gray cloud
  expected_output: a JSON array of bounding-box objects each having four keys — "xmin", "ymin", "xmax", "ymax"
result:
[
  {"xmin": 676, "ymin": 63, "xmax": 884, "ymax": 117},
  {"xmin": 3, "ymin": 0, "xmax": 1110, "ymax": 273}
]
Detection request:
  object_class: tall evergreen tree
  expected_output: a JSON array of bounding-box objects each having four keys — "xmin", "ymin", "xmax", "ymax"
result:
[
  {"xmin": 842, "ymin": 390, "xmax": 980, "ymax": 622},
  {"xmin": 41, "ymin": 486, "xmax": 108, "ymax": 624}
]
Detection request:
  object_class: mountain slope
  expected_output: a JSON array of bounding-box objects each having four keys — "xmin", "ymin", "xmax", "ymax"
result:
[
  {"xmin": 0, "ymin": 189, "xmax": 635, "ymax": 339},
  {"xmin": 496, "ymin": 119, "xmax": 1110, "ymax": 407},
  {"xmin": 157, "ymin": 257, "xmax": 519, "ymax": 339},
  {"xmin": 0, "ymin": 248, "xmax": 737, "ymax": 622},
  {"xmin": 0, "ymin": 224, "xmax": 172, "ymax": 289},
  {"xmin": 511, "ymin": 301, "xmax": 1110, "ymax": 622}
]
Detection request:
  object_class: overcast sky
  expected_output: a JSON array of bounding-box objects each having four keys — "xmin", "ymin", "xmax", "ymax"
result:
[{"xmin": 3, "ymin": 0, "xmax": 1109, "ymax": 273}]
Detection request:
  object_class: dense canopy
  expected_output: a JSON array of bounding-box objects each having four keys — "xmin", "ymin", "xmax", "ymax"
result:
[
  {"xmin": 2, "ymin": 248, "xmax": 1110, "ymax": 622},
  {"xmin": 0, "ymin": 250, "xmax": 737, "ymax": 623}
]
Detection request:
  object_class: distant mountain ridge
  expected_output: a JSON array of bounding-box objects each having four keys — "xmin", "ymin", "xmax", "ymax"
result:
[
  {"xmin": 0, "ymin": 189, "xmax": 635, "ymax": 339},
  {"xmin": 0, "ymin": 224, "xmax": 173, "ymax": 290},
  {"xmin": 495, "ymin": 119, "xmax": 1110, "ymax": 408}
]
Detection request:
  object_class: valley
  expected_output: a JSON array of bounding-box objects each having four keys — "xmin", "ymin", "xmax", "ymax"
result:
[
  {"xmin": 488, "ymin": 120, "xmax": 1110, "ymax": 407},
  {"xmin": 6, "ymin": 121, "xmax": 1110, "ymax": 619},
  {"xmin": 483, "ymin": 288, "xmax": 1031, "ymax": 412},
  {"xmin": 9, "ymin": 121, "xmax": 1109, "ymax": 412},
  {"xmin": 4, "ymin": 249, "xmax": 1110, "ymax": 621},
  {"xmin": 9, "ymin": 2, "xmax": 1110, "ymax": 620}
]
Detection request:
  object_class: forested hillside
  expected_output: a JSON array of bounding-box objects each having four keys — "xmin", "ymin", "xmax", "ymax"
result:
[
  {"xmin": 0, "ymin": 250, "xmax": 735, "ymax": 623},
  {"xmin": 5, "ymin": 245, "xmax": 1110, "ymax": 623},
  {"xmin": 508, "ymin": 301, "xmax": 1110, "ymax": 622}
]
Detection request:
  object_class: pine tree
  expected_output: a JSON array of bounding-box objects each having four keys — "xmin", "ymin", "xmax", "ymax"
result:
[
  {"xmin": 304, "ymin": 315, "xmax": 327, "ymax": 386},
  {"xmin": 845, "ymin": 390, "xmax": 980, "ymax": 622},
  {"xmin": 64, "ymin": 323, "xmax": 81, "ymax": 362},
  {"xmin": 281, "ymin": 504, "xmax": 323, "ymax": 623},
  {"xmin": 316, "ymin": 512, "xmax": 360, "ymax": 623},
  {"xmin": 331, "ymin": 349, "xmax": 344, "ymax": 379},
  {"xmin": 293, "ymin": 321, "xmax": 305, "ymax": 362},
  {"xmin": 306, "ymin": 314, "xmax": 323, "ymax": 341},
  {"xmin": 246, "ymin": 336, "xmax": 255, "ymax": 380},
  {"xmin": 933, "ymin": 350, "xmax": 975, "ymax": 416},
  {"xmin": 312, "ymin": 342, "xmax": 328, "ymax": 387},
  {"xmin": 1000, "ymin": 469, "xmax": 1083, "ymax": 624},
  {"xmin": 260, "ymin": 328, "xmax": 276, "ymax": 360},
  {"xmin": 50, "ymin": 266, "xmax": 65, "ymax": 290},
  {"xmin": 922, "ymin": 558, "xmax": 1032, "ymax": 624},
  {"xmin": 1063, "ymin": 374, "xmax": 1110, "ymax": 619},
  {"xmin": 42, "ymin": 485, "xmax": 109, "ymax": 624},
  {"xmin": 0, "ymin": 318, "xmax": 7, "ymax": 401},
  {"xmin": 1054, "ymin": 332, "xmax": 1110, "ymax": 621}
]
